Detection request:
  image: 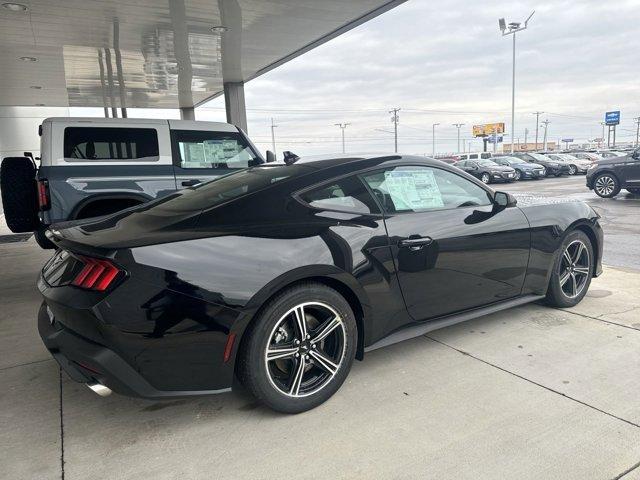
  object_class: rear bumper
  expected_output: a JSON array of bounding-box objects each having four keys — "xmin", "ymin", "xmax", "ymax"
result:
[{"xmin": 38, "ymin": 302, "xmax": 231, "ymax": 398}]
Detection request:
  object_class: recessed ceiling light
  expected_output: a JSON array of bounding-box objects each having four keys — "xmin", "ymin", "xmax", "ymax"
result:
[
  {"xmin": 2, "ymin": 3, "xmax": 28, "ymax": 12},
  {"xmin": 30, "ymin": 85, "xmax": 42, "ymax": 89},
  {"xmin": 19, "ymin": 56, "xmax": 37, "ymax": 62},
  {"xmin": 210, "ymin": 25, "xmax": 228, "ymax": 33}
]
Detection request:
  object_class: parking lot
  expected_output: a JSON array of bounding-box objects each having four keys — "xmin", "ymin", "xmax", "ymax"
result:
[{"xmin": 2, "ymin": 174, "xmax": 639, "ymax": 479}]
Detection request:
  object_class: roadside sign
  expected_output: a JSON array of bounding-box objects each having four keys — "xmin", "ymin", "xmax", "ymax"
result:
[
  {"xmin": 473, "ymin": 123, "xmax": 505, "ymax": 137},
  {"xmin": 562, "ymin": 138, "xmax": 574, "ymax": 143},
  {"xmin": 487, "ymin": 135, "xmax": 503, "ymax": 144},
  {"xmin": 605, "ymin": 111, "xmax": 620, "ymax": 126}
]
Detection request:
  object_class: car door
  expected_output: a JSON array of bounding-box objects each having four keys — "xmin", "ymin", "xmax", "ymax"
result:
[
  {"xmin": 170, "ymin": 125, "xmax": 262, "ymax": 189},
  {"xmin": 361, "ymin": 165, "xmax": 531, "ymax": 321},
  {"xmin": 620, "ymin": 151, "xmax": 640, "ymax": 186}
]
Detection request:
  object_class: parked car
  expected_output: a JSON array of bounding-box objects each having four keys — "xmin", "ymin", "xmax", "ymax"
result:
[
  {"xmin": 597, "ymin": 150, "xmax": 626, "ymax": 158},
  {"xmin": 510, "ymin": 152, "xmax": 569, "ymax": 176},
  {"xmin": 586, "ymin": 148, "xmax": 640, "ymax": 197},
  {"xmin": 455, "ymin": 152, "xmax": 493, "ymax": 161},
  {"xmin": 545, "ymin": 153, "xmax": 591, "ymax": 175},
  {"xmin": 571, "ymin": 152, "xmax": 604, "ymax": 163},
  {"xmin": 492, "ymin": 156, "xmax": 546, "ymax": 180},
  {"xmin": 37, "ymin": 154, "xmax": 603, "ymax": 412},
  {"xmin": 454, "ymin": 159, "xmax": 516, "ymax": 183},
  {"xmin": 0, "ymin": 117, "xmax": 265, "ymax": 249}
]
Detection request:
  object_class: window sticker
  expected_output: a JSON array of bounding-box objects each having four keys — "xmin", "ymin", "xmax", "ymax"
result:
[{"xmin": 383, "ymin": 169, "xmax": 444, "ymax": 210}]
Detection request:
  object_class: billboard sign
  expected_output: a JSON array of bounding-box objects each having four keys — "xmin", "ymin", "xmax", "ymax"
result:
[
  {"xmin": 473, "ymin": 123, "xmax": 505, "ymax": 137},
  {"xmin": 605, "ymin": 111, "xmax": 620, "ymax": 126}
]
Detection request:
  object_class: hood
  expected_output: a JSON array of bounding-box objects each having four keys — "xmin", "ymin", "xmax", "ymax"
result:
[
  {"xmin": 487, "ymin": 165, "xmax": 514, "ymax": 172},
  {"xmin": 595, "ymin": 154, "xmax": 631, "ymax": 166},
  {"xmin": 518, "ymin": 162, "xmax": 543, "ymax": 170}
]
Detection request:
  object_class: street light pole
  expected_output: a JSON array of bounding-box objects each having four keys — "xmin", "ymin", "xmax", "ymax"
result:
[
  {"xmin": 452, "ymin": 123, "xmax": 465, "ymax": 153},
  {"xmin": 334, "ymin": 123, "xmax": 351, "ymax": 154},
  {"xmin": 533, "ymin": 111, "xmax": 543, "ymax": 150},
  {"xmin": 270, "ymin": 118, "xmax": 278, "ymax": 155},
  {"xmin": 541, "ymin": 119, "xmax": 550, "ymax": 150},
  {"xmin": 634, "ymin": 117, "xmax": 640, "ymax": 147},
  {"xmin": 500, "ymin": 11, "xmax": 534, "ymax": 154},
  {"xmin": 432, "ymin": 123, "xmax": 440, "ymax": 157}
]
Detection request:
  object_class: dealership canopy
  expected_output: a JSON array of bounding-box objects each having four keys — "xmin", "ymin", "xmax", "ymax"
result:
[{"xmin": 0, "ymin": 0, "xmax": 405, "ymax": 120}]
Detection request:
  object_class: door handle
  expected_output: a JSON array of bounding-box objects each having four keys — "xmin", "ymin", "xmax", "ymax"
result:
[
  {"xmin": 398, "ymin": 235, "xmax": 433, "ymax": 250},
  {"xmin": 181, "ymin": 179, "xmax": 200, "ymax": 187}
]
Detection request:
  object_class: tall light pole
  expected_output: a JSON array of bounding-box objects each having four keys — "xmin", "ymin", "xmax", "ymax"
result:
[
  {"xmin": 334, "ymin": 122, "xmax": 351, "ymax": 154},
  {"xmin": 634, "ymin": 117, "xmax": 640, "ymax": 147},
  {"xmin": 499, "ymin": 11, "xmax": 534, "ymax": 154},
  {"xmin": 389, "ymin": 108, "xmax": 400, "ymax": 153},
  {"xmin": 270, "ymin": 118, "xmax": 278, "ymax": 155},
  {"xmin": 452, "ymin": 123, "xmax": 465, "ymax": 153},
  {"xmin": 533, "ymin": 111, "xmax": 544, "ymax": 150},
  {"xmin": 524, "ymin": 127, "xmax": 529, "ymax": 150},
  {"xmin": 541, "ymin": 119, "xmax": 550, "ymax": 150},
  {"xmin": 599, "ymin": 122, "xmax": 606, "ymax": 148},
  {"xmin": 432, "ymin": 123, "xmax": 440, "ymax": 157}
]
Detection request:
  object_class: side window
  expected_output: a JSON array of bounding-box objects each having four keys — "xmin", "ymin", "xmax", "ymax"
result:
[
  {"xmin": 469, "ymin": 154, "xmax": 478, "ymax": 160},
  {"xmin": 63, "ymin": 127, "xmax": 159, "ymax": 161},
  {"xmin": 361, "ymin": 166, "xmax": 492, "ymax": 213},
  {"xmin": 172, "ymin": 130, "xmax": 260, "ymax": 170},
  {"xmin": 299, "ymin": 175, "xmax": 380, "ymax": 214},
  {"xmin": 480, "ymin": 153, "xmax": 492, "ymax": 159}
]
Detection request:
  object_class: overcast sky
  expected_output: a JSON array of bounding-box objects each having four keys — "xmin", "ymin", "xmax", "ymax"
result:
[{"xmin": 75, "ymin": 0, "xmax": 640, "ymax": 157}]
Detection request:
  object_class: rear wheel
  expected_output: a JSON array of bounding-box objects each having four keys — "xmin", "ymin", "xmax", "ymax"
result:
[
  {"xmin": 545, "ymin": 230, "xmax": 593, "ymax": 308},
  {"xmin": 514, "ymin": 169, "xmax": 522, "ymax": 180},
  {"xmin": 238, "ymin": 283, "xmax": 357, "ymax": 413},
  {"xmin": 593, "ymin": 173, "xmax": 620, "ymax": 198},
  {"xmin": 0, "ymin": 157, "xmax": 39, "ymax": 232},
  {"xmin": 568, "ymin": 165, "xmax": 577, "ymax": 175},
  {"xmin": 480, "ymin": 172, "xmax": 491, "ymax": 184}
]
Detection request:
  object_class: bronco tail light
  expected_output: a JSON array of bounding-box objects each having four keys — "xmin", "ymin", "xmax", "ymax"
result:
[
  {"xmin": 72, "ymin": 256, "xmax": 122, "ymax": 291},
  {"xmin": 37, "ymin": 179, "xmax": 50, "ymax": 210}
]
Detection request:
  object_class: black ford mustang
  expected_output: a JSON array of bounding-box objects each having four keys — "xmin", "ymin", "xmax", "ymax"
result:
[{"xmin": 38, "ymin": 154, "xmax": 603, "ymax": 413}]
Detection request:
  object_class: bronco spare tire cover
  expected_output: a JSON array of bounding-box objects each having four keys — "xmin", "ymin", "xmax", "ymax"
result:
[{"xmin": 0, "ymin": 157, "xmax": 39, "ymax": 232}]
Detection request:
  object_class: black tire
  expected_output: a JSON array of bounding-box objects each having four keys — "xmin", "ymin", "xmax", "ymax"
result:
[
  {"xmin": 554, "ymin": 173, "xmax": 563, "ymax": 177},
  {"xmin": 238, "ymin": 282, "xmax": 357, "ymax": 413},
  {"xmin": 593, "ymin": 173, "xmax": 621, "ymax": 198},
  {"xmin": 0, "ymin": 157, "xmax": 39, "ymax": 233},
  {"xmin": 545, "ymin": 230, "xmax": 594, "ymax": 308},
  {"xmin": 33, "ymin": 227, "xmax": 56, "ymax": 249},
  {"xmin": 626, "ymin": 188, "xmax": 640, "ymax": 196},
  {"xmin": 480, "ymin": 172, "xmax": 491, "ymax": 184},
  {"xmin": 514, "ymin": 169, "xmax": 522, "ymax": 180}
]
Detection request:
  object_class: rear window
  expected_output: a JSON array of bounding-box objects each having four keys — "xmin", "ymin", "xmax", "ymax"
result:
[
  {"xmin": 155, "ymin": 165, "xmax": 304, "ymax": 213},
  {"xmin": 64, "ymin": 127, "xmax": 159, "ymax": 161}
]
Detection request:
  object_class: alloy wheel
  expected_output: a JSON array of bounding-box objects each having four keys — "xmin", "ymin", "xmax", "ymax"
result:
[
  {"xmin": 515, "ymin": 170, "xmax": 521, "ymax": 180},
  {"xmin": 559, "ymin": 240, "xmax": 590, "ymax": 299},
  {"xmin": 594, "ymin": 175, "xmax": 616, "ymax": 196},
  {"xmin": 568, "ymin": 165, "xmax": 577, "ymax": 175},
  {"xmin": 481, "ymin": 173, "xmax": 490, "ymax": 184},
  {"xmin": 264, "ymin": 302, "xmax": 346, "ymax": 397}
]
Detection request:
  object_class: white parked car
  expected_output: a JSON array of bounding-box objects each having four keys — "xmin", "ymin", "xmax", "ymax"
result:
[{"xmin": 545, "ymin": 153, "xmax": 591, "ymax": 175}]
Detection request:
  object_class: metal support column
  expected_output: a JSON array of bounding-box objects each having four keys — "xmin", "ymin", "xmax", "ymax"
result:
[
  {"xmin": 224, "ymin": 82, "xmax": 248, "ymax": 133},
  {"xmin": 180, "ymin": 107, "xmax": 195, "ymax": 121}
]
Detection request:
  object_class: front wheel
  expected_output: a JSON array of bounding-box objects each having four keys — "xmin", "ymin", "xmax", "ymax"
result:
[
  {"xmin": 238, "ymin": 283, "xmax": 357, "ymax": 413},
  {"xmin": 568, "ymin": 165, "xmax": 577, "ymax": 175},
  {"xmin": 514, "ymin": 169, "xmax": 522, "ymax": 180},
  {"xmin": 545, "ymin": 231, "xmax": 593, "ymax": 308},
  {"xmin": 593, "ymin": 173, "xmax": 620, "ymax": 198},
  {"xmin": 480, "ymin": 172, "xmax": 491, "ymax": 184}
]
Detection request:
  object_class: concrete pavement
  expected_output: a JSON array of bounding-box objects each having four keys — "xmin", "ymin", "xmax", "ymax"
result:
[{"xmin": 1, "ymin": 237, "xmax": 640, "ymax": 479}]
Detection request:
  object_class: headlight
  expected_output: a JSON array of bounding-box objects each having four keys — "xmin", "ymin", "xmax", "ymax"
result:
[{"xmin": 588, "ymin": 163, "xmax": 597, "ymax": 170}]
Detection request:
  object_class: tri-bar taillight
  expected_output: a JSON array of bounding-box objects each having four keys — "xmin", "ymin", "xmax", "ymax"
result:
[
  {"xmin": 72, "ymin": 256, "xmax": 122, "ymax": 291},
  {"xmin": 37, "ymin": 179, "xmax": 51, "ymax": 211}
]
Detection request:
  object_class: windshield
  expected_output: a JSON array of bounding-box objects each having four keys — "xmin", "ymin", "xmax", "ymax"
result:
[
  {"xmin": 478, "ymin": 160, "xmax": 497, "ymax": 166},
  {"xmin": 529, "ymin": 153, "xmax": 550, "ymax": 162}
]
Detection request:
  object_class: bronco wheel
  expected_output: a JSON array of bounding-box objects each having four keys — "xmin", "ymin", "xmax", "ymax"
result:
[
  {"xmin": 593, "ymin": 173, "xmax": 620, "ymax": 198},
  {"xmin": 481, "ymin": 173, "xmax": 491, "ymax": 184},
  {"xmin": 239, "ymin": 283, "xmax": 357, "ymax": 413},
  {"xmin": 545, "ymin": 230, "xmax": 593, "ymax": 308}
]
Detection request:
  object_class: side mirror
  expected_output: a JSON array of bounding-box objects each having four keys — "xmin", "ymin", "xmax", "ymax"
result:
[
  {"xmin": 494, "ymin": 191, "xmax": 517, "ymax": 208},
  {"xmin": 266, "ymin": 150, "xmax": 276, "ymax": 162}
]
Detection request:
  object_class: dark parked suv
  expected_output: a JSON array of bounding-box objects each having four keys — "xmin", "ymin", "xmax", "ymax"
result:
[
  {"xmin": 586, "ymin": 148, "xmax": 640, "ymax": 197},
  {"xmin": 510, "ymin": 152, "xmax": 569, "ymax": 176}
]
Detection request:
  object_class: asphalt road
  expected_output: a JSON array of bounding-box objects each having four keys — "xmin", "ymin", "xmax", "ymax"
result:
[{"xmin": 502, "ymin": 174, "xmax": 640, "ymax": 270}]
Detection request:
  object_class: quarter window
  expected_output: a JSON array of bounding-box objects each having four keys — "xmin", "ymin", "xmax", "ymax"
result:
[
  {"xmin": 361, "ymin": 166, "xmax": 492, "ymax": 213},
  {"xmin": 63, "ymin": 127, "xmax": 159, "ymax": 161},
  {"xmin": 300, "ymin": 176, "xmax": 380, "ymax": 214},
  {"xmin": 172, "ymin": 130, "xmax": 261, "ymax": 170}
]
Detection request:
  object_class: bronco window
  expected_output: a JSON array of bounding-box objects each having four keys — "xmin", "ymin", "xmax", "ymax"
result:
[
  {"xmin": 172, "ymin": 130, "xmax": 261, "ymax": 170},
  {"xmin": 64, "ymin": 127, "xmax": 159, "ymax": 161}
]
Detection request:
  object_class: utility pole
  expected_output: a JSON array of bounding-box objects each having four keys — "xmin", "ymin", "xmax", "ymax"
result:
[
  {"xmin": 634, "ymin": 117, "xmax": 640, "ymax": 147},
  {"xmin": 452, "ymin": 123, "xmax": 465, "ymax": 153},
  {"xmin": 389, "ymin": 108, "xmax": 400, "ymax": 153},
  {"xmin": 334, "ymin": 123, "xmax": 351, "ymax": 154},
  {"xmin": 432, "ymin": 123, "xmax": 440, "ymax": 157},
  {"xmin": 524, "ymin": 127, "xmax": 529, "ymax": 150},
  {"xmin": 270, "ymin": 118, "xmax": 278, "ymax": 155},
  {"xmin": 541, "ymin": 119, "xmax": 550, "ymax": 150},
  {"xmin": 533, "ymin": 111, "xmax": 543, "ymax": 150},
  {"xmin": 500, "ymin": 11, "xmax": 534, "ymax": 154},
  {"xmin": 600, "ymin": 122, "xmax": 606, "ymax": 148}
]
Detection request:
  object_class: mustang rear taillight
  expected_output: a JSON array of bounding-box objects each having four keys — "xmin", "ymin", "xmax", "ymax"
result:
[
  {"xmin": 72, "ymin": 256, "xmax": 122, "ymax": 291},
  {"xmin": 37, "ymin": 179, "xmax": 51, "ymax": 211}
]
